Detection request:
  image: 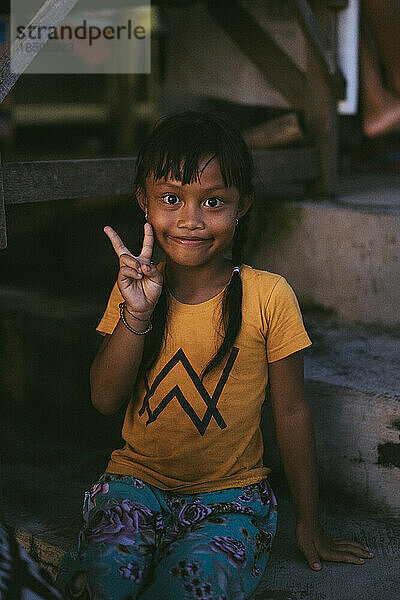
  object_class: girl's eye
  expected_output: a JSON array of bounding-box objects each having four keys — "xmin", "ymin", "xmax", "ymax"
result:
[
  {"xmin": 204, "ymin": 197, "xmax": 223, "ymax": 208},
  {"xmin": 162, "ymin": 194, "xmax": 179, "ymax": 205},
  {"xmin": 161, "ymin": 195, "xmax": 223, "ymax": 208}
]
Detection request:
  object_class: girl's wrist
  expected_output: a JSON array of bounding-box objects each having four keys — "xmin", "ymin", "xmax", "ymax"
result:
[
  {"xmin": 121, "ymin": 303, "xmax": 153, "ymax": 333},
  {"xmin": 124, "ymin": 302, "xmax": 153, "ymax": 322},
  {"xmin": 121, "ymin": 311, "xmax": 151, "ymax": 334}
]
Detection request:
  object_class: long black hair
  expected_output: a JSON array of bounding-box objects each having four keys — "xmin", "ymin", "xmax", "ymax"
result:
[{"xmin": 134, "ymin": 110, "xmax": 255, "ymax": 383}]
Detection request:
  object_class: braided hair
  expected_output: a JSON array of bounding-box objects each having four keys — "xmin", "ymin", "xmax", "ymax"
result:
[{"xmin": 134, "ymin": 110, "xmax": 255, "ymax": 383}]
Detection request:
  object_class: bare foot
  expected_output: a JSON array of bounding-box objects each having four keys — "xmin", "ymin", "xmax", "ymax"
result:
[{"xmin": 363, "ymin": 90, "xmax": 400, "ymax": 137}]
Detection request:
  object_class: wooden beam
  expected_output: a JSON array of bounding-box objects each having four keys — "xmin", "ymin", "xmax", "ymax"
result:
[
  {"xmin": 205, "ymin": 0, "xmax": 305, "ymax": 109},
  {"xmin": 13, "ymin": 103, "xmax": 110, "ymax": 125},
  {"xmin": 0, "ymin": 0, "xmax": 80, "ymax": 104},
  {"xmin": 3, "ymin": 157, "xmax": 137, "ymax": 205},
  {"xmin": 2, "ymin": 148, "xmax": 319, "ymax": 210}
]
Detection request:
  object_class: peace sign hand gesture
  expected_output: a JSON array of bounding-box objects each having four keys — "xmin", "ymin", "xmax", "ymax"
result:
[{"xmin": 104, "ymin": 223, "xmax": 163, "ymax": 319}]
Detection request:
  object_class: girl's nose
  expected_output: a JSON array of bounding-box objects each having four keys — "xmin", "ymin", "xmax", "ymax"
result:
[{"xmin": 177, "ymin": 206, "xmax": 205, "ymax": 229}]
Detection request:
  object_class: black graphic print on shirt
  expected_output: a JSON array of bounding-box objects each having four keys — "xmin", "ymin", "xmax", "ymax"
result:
[{"xmin": 139, "ymin": 347, "xmax": 239, "ymax": 435}]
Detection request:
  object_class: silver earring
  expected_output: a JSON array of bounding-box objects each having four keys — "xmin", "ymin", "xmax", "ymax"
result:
[
  {"xmin": 235, "ymin": 218, "xmax": 239, "ymax": 226},
  {"xmin": 145, "ymin": 211, "xmax": 148, "ymax": 221}
]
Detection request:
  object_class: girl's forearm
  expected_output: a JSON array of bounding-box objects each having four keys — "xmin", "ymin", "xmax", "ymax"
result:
[
  {"xmin": 273, "ymin": 403, "xmax": 321, "ymax": 527},
  {"xmin": 90, "ymin": 312, "xmax": 150, "ymax": 415}
]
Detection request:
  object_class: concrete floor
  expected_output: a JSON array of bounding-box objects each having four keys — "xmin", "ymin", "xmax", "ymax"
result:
[{"xmin": 1, "ymin": 309, "xmax": 399, "ymax": 599}]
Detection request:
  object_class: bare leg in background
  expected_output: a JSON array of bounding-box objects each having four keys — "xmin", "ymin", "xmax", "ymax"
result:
[{"xmin": 360, "ymin": 0, "xmax": 400, "ymax": 137}]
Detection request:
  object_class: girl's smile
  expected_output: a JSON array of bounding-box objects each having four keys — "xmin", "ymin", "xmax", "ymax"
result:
[{"xmin": 167, "ymin": 236, "xmax": 212, "ymax": 245}]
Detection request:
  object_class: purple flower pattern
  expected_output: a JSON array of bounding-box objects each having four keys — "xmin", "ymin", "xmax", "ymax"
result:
[
  {"xmin": 177, "ymin": 503, "xmax": 213, "ymax": 528},
  {"xmin": 132, "ymin": 478, "xmax": 145, "ymax": 488},
  {"xmin": 84, "ymin": 499, "xmax": 163, "ymax": 545},
  {"xmin": 209, "ymin": 535, "xmax": 247, "ymax": 568},
  {"xmin": 169, "ymin": 559, "xmax": 216, "ymax": 599},
  {"xmin": 89, "ymin": 482, "xmax": 109, "ymax": 506},
  {"xmin": 118, "ymin": 561, "xmax": 144, "ymax": 582},
  {"xmin": 161, "ymin": 500, "xmax": 254, "ymax": 551},
  {"xmin": 165, "ymin": 494, "xmax": 188, "ymax": 512},
  {"xmin": 238, "ymin": 479, "xmax": 272, "ymax": 505},
  {"xmin": 62, "ymin": 475, "xmax": 277, "ymax": 599}
]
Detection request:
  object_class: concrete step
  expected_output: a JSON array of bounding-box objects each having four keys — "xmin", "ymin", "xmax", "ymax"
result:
[
  {"xmin": 262, "ymin": 310, "xmax": 400, "ymax": 520},
  {"xmin": 249, "ymin": 173, "xmax": 400, "ymax": 327}
]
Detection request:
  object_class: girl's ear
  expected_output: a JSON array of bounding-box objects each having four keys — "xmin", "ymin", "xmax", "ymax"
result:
[{"xmin": 135, "ymin": 186, "xmax": 147, "ymax": 214}]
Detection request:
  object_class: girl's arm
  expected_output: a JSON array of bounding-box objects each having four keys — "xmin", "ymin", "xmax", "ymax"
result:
[
  {"xmin": 91, "ymin": 223, "xmax": 163, "ymax": 416},
  {"xmin": 90, "ymin": 310, "xmax": 151, "ymax": 416},
  {"xmin": 268, "ymin": 349, "xmax": 374, "ymax": 570}
]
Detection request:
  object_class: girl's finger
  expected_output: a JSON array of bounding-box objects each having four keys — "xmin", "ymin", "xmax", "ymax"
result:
[
  {"xmin": 120, "ymin": 254, "xmax": 142, "ymax": 271},
  {"xmin": 104, "ymin": 226, "xmax": 134, "ymax": 259},
  {"xmin": 332, "ymin": 539, "xmax": 372, "ymax": 551},
  {"xmin": 301, "ymin": 545, "xmax": 322, "ymax": 571},
  {"xmin": 140, "ymin": 222, "xmax": 154, "ymax": 262},
  {"xmin": 120, "ymin": 266, "xmax": 143, "ymax": 279},
  {"xmin": 320, "ymin": 547, "xmax": 367, "ymax": 565},
  {"xmin": 140, "ymin": 262, "xmax": 162, "ymax": 284},
  {"xmin": 331, "ymin": 538, "xmax": 374, "ymax": 555},
  {"xmin": 330, "ymin": 543, "xmax": 374, "ymax": 558}
]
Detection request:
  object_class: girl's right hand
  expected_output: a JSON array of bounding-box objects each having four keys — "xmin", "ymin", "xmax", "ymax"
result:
[{"xmin": 104, "ymin": 223, "xmax": 163, "ymax": 318}]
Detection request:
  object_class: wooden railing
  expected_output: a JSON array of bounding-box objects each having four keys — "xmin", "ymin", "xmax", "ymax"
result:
[{"xmin": 0, "ymin": 147, "xmax": 320, "ymax": 249}]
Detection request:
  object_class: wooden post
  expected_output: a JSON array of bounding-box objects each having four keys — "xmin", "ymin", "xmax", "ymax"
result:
[{"xmin": 303, "ymin": 2, "xmax": 341, "ymax": 197}]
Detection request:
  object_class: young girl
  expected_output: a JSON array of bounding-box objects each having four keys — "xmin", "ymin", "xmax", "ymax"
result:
[{"xmin": 56, "ymin": 111, "xmax": 374, "ymax": 600}]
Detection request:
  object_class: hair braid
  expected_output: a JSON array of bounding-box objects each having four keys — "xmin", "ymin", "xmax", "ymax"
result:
[{"xmin": 199, "ymin": 204, "xmax": 253, "ymax": 382}]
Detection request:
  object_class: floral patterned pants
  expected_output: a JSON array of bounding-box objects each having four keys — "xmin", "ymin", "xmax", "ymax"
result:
[{"xmin": 56, "ymin": 472, "xmax": 278, "ymax": 600}]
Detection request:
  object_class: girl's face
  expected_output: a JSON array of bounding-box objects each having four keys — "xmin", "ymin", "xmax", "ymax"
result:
[{"xmin": 137, "ymin": 156, "xmax": 251, "ymax": 269}]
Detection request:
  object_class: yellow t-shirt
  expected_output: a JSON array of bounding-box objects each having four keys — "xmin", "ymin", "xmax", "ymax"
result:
[{"xmin": 95, "ymin": 262, "xmax": 312, "ymax": 494}]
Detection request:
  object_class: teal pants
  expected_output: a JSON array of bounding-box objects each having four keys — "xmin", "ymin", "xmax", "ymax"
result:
[{"xmin": 56, "ymin": 472, "xmax": 278, "ymax": 600}]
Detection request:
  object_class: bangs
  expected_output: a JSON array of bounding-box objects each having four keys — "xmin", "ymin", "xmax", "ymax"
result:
[{"xmin": 134, "ymin": 111, "xmax": 254, "ymax": 197}]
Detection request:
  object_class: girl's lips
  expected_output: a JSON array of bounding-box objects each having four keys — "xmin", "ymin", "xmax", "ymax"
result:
[{"xmin": 168, "ymin": 236, "xmax": 211, "ymax": 245}]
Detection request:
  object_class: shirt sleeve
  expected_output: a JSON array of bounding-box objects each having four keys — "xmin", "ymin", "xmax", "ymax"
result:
[
  {"xmin": 95, "ymin": 280, "xmax": 124, "ymax": 336},
  {"xmin": 264, "ymin": 276, "xmax": 312, "ymax": 363}
]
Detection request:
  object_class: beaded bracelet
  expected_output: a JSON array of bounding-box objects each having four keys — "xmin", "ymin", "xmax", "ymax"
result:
[{"xmin": 119, "ymin": 302, "xmax": 153, "ymax": 335}]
